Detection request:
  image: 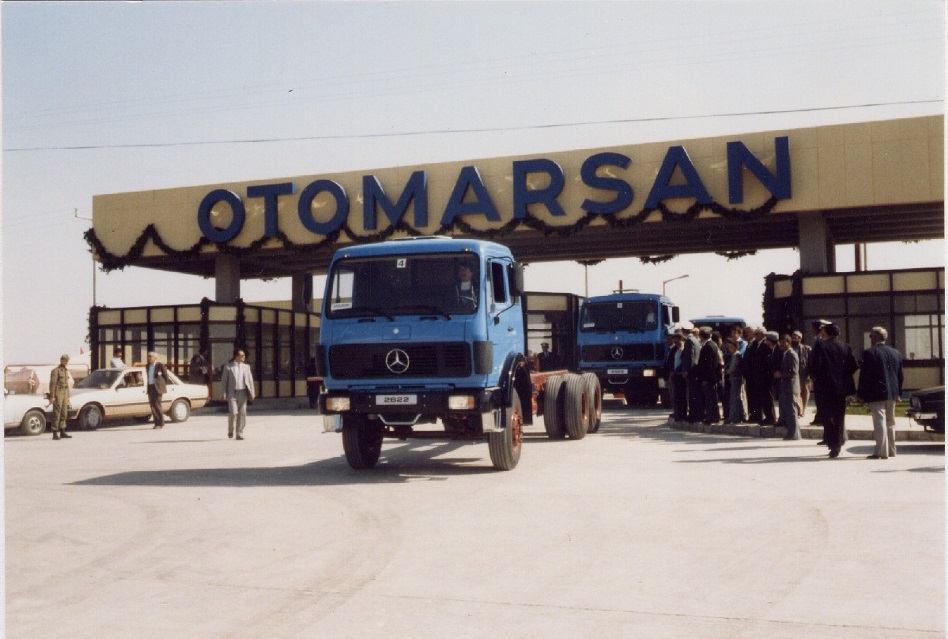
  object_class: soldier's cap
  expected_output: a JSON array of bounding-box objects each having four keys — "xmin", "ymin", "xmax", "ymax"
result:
[
  {"xmin": 60, "ymin": 354, "xmax": 70, "ymax": 361},
  {"xmin": 792, "ymin": 330, "xmax": 803, "ymax": 338},
  {"xmin": 678, "ymin": 320, "xmax": 694, "ymax": 331}
]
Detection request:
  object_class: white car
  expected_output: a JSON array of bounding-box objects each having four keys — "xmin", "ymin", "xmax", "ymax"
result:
[
  {"xmin": 68, "ymin": 367, "xmax": 209, "ymax": 430},
  {"xmin": 3, "ymin": 391, "xmax": 51, "ymax": 436}
]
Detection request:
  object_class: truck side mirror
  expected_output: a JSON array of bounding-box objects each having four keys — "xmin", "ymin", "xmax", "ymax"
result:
[
  {"xmin": 672, "ymin": 306, "xmax": 680, "ymax": 323},
  {"xmin": 508, "ymin": 263, "xmax": 525, "ymax": 298}
]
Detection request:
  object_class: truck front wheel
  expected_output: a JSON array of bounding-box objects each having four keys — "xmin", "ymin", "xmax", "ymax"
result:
[
  {"xmin": 342, "ymin": 415, "xmax": 384, "ymax": 470},
  {"xmin": 489, "ymin": 392, "xmax": 523, "ymax": 471}
]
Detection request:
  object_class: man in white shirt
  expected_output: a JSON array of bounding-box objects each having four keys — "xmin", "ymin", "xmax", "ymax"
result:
[{"xmin": 221, "ymin": 348, "xmax": 255, "ymax": 440}]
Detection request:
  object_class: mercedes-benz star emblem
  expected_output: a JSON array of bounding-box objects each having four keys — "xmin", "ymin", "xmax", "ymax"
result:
[
  {"xmin": 385, "ymin": 349, "xmax": 410, "ymax": 374},
  {"xmin": 610, "ymin": 346, "xmax": 624, "ymax": 360}
]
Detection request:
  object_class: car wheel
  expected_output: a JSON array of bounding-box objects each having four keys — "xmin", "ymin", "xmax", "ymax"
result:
[
  {"xmin": 20, "ymin": 409, "xmax": 47, "ymax": 436},
  {"xmin": 169, "ymin": 399, "xmax": 191, "ymax": 423},
  {"xmin": 78, "ymin": 405, "xmax": 102, "ymax": 431}
]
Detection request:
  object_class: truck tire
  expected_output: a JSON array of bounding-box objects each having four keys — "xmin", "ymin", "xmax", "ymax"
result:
[
  {"xmin": 581, "ymin": 373, "xmax": 602, "ymax": 433},
  {"xmin": 543, "ymin": 375, "xmax": 566, "ymax": 439},
  {"xmin": 489, "ymin": 392, "xmax": 523, "ymax": 471},
  {"xmin": 342, "ymin": 415, "xmax": 384, "ymax": 470},
  {"xmin": 563, "ymin": 374, "xmax": 588, "ymax": 440}
]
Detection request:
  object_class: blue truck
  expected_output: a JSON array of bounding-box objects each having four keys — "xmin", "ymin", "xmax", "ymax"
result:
[
  {"xmin": 316, "ymin": 237, "xmax": 601, "ymax": 471},
  {"xmin": 576, "ymin": 292, "xmax": 679, "ymax": 406}
]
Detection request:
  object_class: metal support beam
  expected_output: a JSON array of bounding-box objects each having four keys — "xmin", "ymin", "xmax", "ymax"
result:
[
  {"xmin": 215, "ymin": 254, "xmax": 241, "ymax": 303},
  {"xmin": 291, "ymin": 272, "xmax": 314, "ymax": 312}
]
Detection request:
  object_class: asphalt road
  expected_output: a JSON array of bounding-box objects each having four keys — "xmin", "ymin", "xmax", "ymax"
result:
[{"xmin": 5, "ymin": 403, "xmax": 944, "ymax": 639}]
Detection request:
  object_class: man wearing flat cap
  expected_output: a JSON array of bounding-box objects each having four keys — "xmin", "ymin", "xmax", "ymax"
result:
[{"xmin": 809, "ymin": 323, "xmax": 858, "ymax": 458}]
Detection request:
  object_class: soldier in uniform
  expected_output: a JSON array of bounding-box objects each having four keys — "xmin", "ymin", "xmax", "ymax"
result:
[{"xmin": 49, "ymin": 354, "xmax": 73, "ymax": 440}]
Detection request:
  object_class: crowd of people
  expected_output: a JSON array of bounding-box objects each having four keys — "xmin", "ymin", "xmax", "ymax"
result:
[{"xmin": 663, "ymin": 318, "xmax": 904, "ymax": 459}]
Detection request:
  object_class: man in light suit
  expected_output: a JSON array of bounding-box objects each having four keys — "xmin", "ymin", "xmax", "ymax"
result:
[
  {"xmin": 857, "ymin": 326, "xmax": 904, "ymax": 459},
  {"xmin": 221, "ymin": 348, "xmax": 256, "ymax": 440}
]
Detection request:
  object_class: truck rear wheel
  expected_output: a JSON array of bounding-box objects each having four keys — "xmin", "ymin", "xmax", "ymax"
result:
[
  {"xmin": 342, "ymin": 415, "xmax": 384, "ymax": 470},
  {"xmin": 581, "ymin": 373, "xmax": 602, "ymax": 433},
  {"xmin": 563, "ymin": 374, "xmax": 588, "ymax": 440},
  {"xmin": 489, "ymin": 392, "xmax": 522, "ymax": 470},
  {"xmin": 543, "ymin": 375, "xmax": 566, "ymax": 439}
]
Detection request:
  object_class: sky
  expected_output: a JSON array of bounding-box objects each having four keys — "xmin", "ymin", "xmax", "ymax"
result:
[{"xmin": 1, "ymin": 0, "xmax": 945, "ymax": 365}]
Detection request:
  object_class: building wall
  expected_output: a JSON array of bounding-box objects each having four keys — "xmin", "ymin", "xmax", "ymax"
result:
[{"xmin": 766, "ymin": 267, "xmax": 945, "ymax": 390}]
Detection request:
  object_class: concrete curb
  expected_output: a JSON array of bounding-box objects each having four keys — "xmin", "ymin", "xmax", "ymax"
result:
[{"xmin": 666, "ymin": 417, "xmax": 945, "ymax": 442}]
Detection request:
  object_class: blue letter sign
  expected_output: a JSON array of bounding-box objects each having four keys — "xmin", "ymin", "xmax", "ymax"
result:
[
  {"xmin": 727, "ymin": 136, "xmax": 791, "ymax": 204},
  {"xmin": 441, "ymin": 166, "xmax": 501, "ymax": 225},
  {"xmin": 362, "ymin": 171, "xmax": 429, "ymax": 230},
  {"xmin": 644, "ymin": 146, "xmax": 712, "ymax": 210},
  {"xmin": 580, "ymin": 152, "xmax": 634, "ymax": 215},
  {"xmin": 247, "ymin": 182, "xmax": 296, "ymax": 237},
  {"xmin": 297, "ymin": 179, "xmax": 349, "ymax": 235},
  {"xmin": 197, "ymin": 189, "xmax": 245, "ymax": 243},
  {"xmin": 512, "ymin": 158, "xmax": 567, "ymax": 219}
]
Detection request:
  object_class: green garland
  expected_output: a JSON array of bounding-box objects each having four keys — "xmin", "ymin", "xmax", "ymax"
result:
[{"xmin": 85, "ymin": 196, "xmax": 779, "ymax": 273}]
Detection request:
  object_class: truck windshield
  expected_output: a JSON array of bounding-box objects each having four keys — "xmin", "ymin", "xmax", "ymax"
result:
[
  {"xmin": 580, "ymin": 300, "xmax": 659, "ymax": 333},
  {"xmin": 325, "ymin": 253, "xmax": 480, "ymax": 318}
]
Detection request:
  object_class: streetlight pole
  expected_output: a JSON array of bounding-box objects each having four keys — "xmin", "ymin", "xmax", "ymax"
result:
[
  {"xmin": 74, "ymin": 209, "xmax": 96, "ymax": 306},
  {"xmin": 662, "ymin": 273, "xmax": 689, "ymax": 296}
]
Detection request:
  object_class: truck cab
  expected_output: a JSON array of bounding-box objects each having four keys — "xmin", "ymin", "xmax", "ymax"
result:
[
  {"xmin": 576, "ymin": 292, "xmax": 679, "ymax": 406},
  {"xmin": 317, "ymin": 237, "xmax": 532, "ymax": 470}
]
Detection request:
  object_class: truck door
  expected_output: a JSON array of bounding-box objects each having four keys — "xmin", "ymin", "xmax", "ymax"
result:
[{"xmin": 487, "ymin": 259, "xmax": 520, "ymax": 374}]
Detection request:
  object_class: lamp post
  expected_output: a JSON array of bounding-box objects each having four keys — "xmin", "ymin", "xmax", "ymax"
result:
[
  {"xmin": 662, "ymin": 273, "xmax": 689, "ymax": 296},
  {"xmin": 74, "ymin": 209, "xmax": 97, "ymax": 306}
]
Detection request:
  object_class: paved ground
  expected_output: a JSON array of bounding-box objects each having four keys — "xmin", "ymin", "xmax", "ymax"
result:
[{"xmin": 5, "ymin": 402, "xmax": 944, "ymax": 638}]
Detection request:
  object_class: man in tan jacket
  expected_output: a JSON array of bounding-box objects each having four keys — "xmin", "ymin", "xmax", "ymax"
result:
[{"xmin": 49, "ymin": 355, "xmax": 72, "ymax": 440}]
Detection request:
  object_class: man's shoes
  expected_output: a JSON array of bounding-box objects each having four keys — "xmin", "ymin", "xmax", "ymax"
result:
[
  {"xmin": 52, "ymin": 431, "xmax": 60, "ymax": 440},
  {"xmin": 60, "ymin": 431, "xmax": 72, "ymax": 439},
  {"xmin": 236, "ymin": 435, "xmax": 244, "ymax": 441},
  {"xmin": 867, "ymin": 454, "xmax": 881, "ymax": 459},
  {"xmin": 228, "ymin": 431, "xmax": 234, "ymax": 438},
  {"xmin": 153, "ymin": 424, "xmax": 163, "ymax": 429},
  {"xmin": 817, "ymin": 440, "xmax": 827, "ymax": 446},
  {"xmin": 829, "ymin": 448, "xmax": 840, "ymax": 458}
]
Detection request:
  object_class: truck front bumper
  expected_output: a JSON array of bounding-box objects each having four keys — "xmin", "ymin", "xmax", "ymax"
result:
[{"xmin": 319, "ymin": 387, "xmax": 503, "ymax": 431}]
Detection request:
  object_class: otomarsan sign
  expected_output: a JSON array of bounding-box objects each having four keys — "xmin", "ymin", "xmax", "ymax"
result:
[{"xmin": 196, "ymin": 137, "xmax": 790, "ymax": 243}]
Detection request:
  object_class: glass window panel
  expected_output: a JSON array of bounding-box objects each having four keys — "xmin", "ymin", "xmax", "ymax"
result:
[
  {"xmin": 802, "ymin": 297, "xmax": 845, "ymax": 317},
  {"xmin": 846, "ymin": 295, "xmax": 889, "ymax": 315}
]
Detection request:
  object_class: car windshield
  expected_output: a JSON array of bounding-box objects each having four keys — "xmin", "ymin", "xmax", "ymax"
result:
[
  {"xmin": 325, "ymin": 253, "xmax": 480, "ymax": 319},
  {"xmin": 77, "ymin": 370, "xmax": 122, "ymax": 389},
  {"xmin": 580, "ymin": 300, "xmax": 659, "ymax": 332}
]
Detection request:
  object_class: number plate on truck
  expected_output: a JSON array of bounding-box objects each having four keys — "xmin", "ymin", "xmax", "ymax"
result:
[
  {"xmin": 376, "ymin": 394, "xmax": 418, "ymax": 406},
  {"xmin": 607, "ymin": 368, "xmax": 628, "ymax": 375}
]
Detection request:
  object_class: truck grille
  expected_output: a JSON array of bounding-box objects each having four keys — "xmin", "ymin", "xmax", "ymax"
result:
[
  {"xmin": 329, "ymin": 343, "xmax": 472, "ymax": 379},
  {"xmin": 581, "ymin": 343, "xmax": 664, "ymax": 363}
]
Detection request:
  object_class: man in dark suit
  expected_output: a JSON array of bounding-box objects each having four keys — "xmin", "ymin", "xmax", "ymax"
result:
[
  {"xmin": 754, "ymin": 331, "xmax": 777, "ymax": 426},
  {"xmin": 809, "ymin": 323, "xmax": 858, "ymax": 458},
  {"xmin": 695, "ymin": 326, "xmax": 722, "ymax": 424},
  {"xmin": 857, "ymin": 327, "xmax": 904, "ymax": 459},
  {"xmin": 146, "ymin": 351, "xmax": 173, "ymax": 429},
  {"xmin": 743, "ymin": 327, "xmax": 762, "ymax": 422},
  {"xmin": 678, "ymin": 322, "xmax": 702, "ymax": 423}
]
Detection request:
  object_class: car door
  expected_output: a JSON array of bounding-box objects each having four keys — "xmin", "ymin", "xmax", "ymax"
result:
[{"xmin": 113, "ymin": 370, "xmax": 149, "ymax": 417}]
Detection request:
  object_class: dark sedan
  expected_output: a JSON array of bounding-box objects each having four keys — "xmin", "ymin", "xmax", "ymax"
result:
[{"xmin": 906, "ymin": 386, "xmax": 945, "ymax": 433}]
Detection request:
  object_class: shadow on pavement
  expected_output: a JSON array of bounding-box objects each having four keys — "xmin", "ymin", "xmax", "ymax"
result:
[{"xmin": 72, "ymin": 439, "xmax": 507, "ymax": 488}]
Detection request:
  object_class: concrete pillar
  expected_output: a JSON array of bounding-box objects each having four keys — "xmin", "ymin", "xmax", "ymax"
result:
[
  {"xmin": 797, "ymin": 212, "xmax": 835, "ymax": 274},
  {"xmin": 215, "ymin": 254, "xmax": 241, "ymax": 303},
  {"xmin": 292, "ymin": 272, "xmax": 314, "ymax": 312}
]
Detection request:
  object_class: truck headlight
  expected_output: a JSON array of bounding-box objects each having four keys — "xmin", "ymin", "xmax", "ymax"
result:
[
  {"xmin": 642, "ymin": 368, "xmax": 656, "ymax": 377},
  {"xmin": 448, "ymin": 394, "xmax": 476, "ymax": 410},
  {"xmin": 325, "ymin": 396, "xmax": 351, "ymax": 412}
]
